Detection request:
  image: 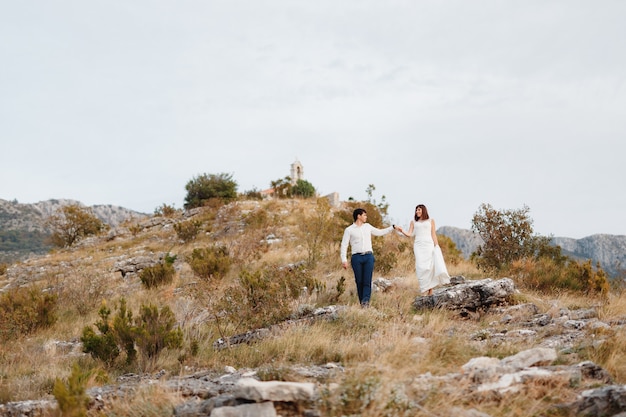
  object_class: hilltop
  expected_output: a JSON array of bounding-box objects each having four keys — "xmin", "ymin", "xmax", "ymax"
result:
[{"xmin": 1, "ymin": 198, "xmax": 626, "ymax": 416}]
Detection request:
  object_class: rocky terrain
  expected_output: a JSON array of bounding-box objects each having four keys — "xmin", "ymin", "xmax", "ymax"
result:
[{"xmin": 1, "ymin": 199, "xmax": 626, "ymax": 416}]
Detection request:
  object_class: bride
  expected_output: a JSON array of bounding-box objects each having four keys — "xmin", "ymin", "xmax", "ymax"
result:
[{"xmin": 396, "ymin": 204, "xmax": 450, "ymax": 296}]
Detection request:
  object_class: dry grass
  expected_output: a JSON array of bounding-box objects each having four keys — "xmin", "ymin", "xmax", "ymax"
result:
[
  {"xmin": 97, "ymin": 384, "xmax": 183, "ymax": 417},
  {"xmin": 1, "ymin": 198, "xmax": 624, "ymax": 416}
]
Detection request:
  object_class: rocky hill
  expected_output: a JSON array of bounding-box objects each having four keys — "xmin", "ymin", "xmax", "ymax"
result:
[
  {"xmin": 0, "ymin": 198, "xmax": 147, "ymax": 263},
  {"xmin": 438, "ymin": 226, "xmax": 626, "ymax": 278},
  {"xmin": 1, "ymin": 199, "xmax": 626, "ymax": 416}
]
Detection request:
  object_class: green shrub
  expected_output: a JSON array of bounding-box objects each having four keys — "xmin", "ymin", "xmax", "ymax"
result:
[
  {"xmin": 187, "ymin": 246, "xmax": 231, "ymax": 280},
  {"xmin": 80, "ymin": 302, "xmax": 121, "ymax": 365},
  {"xmin": 184, "ymin": 172, "xmax": 238, "ymax": 209},
  {"xmin": 139, "ymin": 254, "xmax": 176, "ymax": 289},
  {"xmin": 174, "ymin": 219, "xmax": 203, "ymax": 242},
  {"xmin": 81, "ymin": 298, "xmax": 183, "ymax": 368},
  {"xmin": 52, "ymin": 363, "xmax": 91, "ymax": 417},
  {"xmin": 291, "ymin": 179, "xmax": 316, "ymax": 198},
  {"xmin": 133, "ymin": 304, "xmax": 183, "ymax": 360},
  {"xmin": 0, "ymin": 286, "xmax": 57, "ymax": 340}
]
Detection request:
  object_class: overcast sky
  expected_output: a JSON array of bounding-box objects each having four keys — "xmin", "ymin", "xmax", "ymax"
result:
[{"xmin": 1, "ymin": 1, "xmax": 625, "ymax": 239}]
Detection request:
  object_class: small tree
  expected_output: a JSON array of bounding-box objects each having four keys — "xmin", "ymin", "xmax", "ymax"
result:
[
  {"xmin": 184, "ymin": 173, "xmax": 238, "ymax": 209},
  {"xmin": 471, "ymin": 203, "xmax": 539, "ymax": 272},
  {"xmin": 46, "ymin": 204, "xmax": 106, "ymax": 247},
  {"xmin": 270, "ymin": 177, "xmax": 292, "ymax": 198},
  {"xmin": 365, "ymin": 184, "xmax": 389, "ymax": 218}
]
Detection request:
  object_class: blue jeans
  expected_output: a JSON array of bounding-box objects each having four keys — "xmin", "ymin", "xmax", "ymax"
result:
[{"xmin": 351, "ymin": 253, "xmax": 375, "ymax": 305}]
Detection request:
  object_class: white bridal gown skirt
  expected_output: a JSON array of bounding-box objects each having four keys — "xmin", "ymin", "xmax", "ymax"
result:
[{"xmin": 414, "ymin": 241, "xmax": 450, "ymax": 294}]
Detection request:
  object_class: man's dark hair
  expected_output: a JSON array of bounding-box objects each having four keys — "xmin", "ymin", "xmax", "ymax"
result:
[{"xmin": 353, "ymin": 208, "xmax": 366, "ymax": 221}]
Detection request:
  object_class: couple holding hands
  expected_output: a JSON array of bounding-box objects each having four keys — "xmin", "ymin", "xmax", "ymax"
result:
[{"xmin": 340, "ymin": 204, "xmax": 450, "ymax": 307}]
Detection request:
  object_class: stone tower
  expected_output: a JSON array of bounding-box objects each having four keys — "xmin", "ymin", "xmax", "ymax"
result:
[{"xmin": 290, "ymin": 159, "xmax": 304, "ymax": 185}]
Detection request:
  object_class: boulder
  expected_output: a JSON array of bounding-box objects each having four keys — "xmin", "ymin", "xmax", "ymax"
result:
[{"xmin": 413, "ymin": 278, "xmax": 515, "ymax": 313}]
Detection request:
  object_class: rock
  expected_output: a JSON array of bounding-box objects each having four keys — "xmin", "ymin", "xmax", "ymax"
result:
[
  {"xmin": 0, "ymin": 400, "xmax": 56, "ymax": 416},
  {"xmin": 210, "ymin": 401, "xmax": 277, "ymax": 417},
  {"xmin": 235, "ymin": 378, "xmax": 317, "ymax": 403},
  {"xmin": 373, "ymin": 277, "xmax": 393, "ymax": 292},
  {"xmin": 500, "ymin": 347, "xmax": 557, "ymax": 370},
  {"xmin": 413, "ymin": 278, "xmax": 515, "ymax": 313},
  {"xmin": 114, "ymin": 253, "xmax": 165, "ymax": 277},
  {"xmin": 571, "ymin": 385, "xmax": 626, "ymax": 417}
]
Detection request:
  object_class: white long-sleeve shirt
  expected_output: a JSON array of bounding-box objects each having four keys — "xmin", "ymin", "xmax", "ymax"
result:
[{"xmin": 340, "ymin": 223, "xmax": 394, "ymax": 263}]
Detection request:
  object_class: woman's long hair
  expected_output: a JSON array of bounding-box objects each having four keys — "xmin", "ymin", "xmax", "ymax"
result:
[{"xmin": 414, "ymin": 204, "xmax": 429, "ymax": 221}]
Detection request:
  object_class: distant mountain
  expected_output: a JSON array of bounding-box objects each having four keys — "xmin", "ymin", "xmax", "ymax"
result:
[
  {"xmin": 437, "ymin": 226, "xmax": 484, "ymax": 258},
  {"xmin": 438, "ymin": 226, "xmax": 625, "ymax": 278},
  {"xmin": 551, "ymin": 235, "xmax": 626, "ymax": 278},
  {"xmin": 0, "ymin": 199, "xmax": 147, "ymax": 263}
]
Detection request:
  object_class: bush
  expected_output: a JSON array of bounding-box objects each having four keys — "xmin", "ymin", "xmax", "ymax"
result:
[
  {"xmin": 45, "ymin": 204, "xmax": 107, "ymax": 248},
  {"xmin": 52, "ymin": 363, "xmax": 91, "ymax": 417},
  {"xmin": 510, "ymin": 257, "xmax": 610, "ymax": 295},
  {"xmin": 174, "ymin": 219, "xmax": 203, "ymax": 242},
  {"xmin": 184, "ymin": 173, "xmax": 238, "ymax": 209},
  {"xmin": 81, "ymin": 298, "xmax": 183, "ymax": 368},
  {"xmin": 60, "ymin": 270, "xmax": 109, "ymax": 316},
  {"xmin": 133, "ymin": 304, "xmax": 183, "ymax": 360},
  {"xmin": 154, "ymin": 203, "xmax": 179, "ymax": 217},
  {"xmin": 80, "ymin": 302, "xmax": 121, "ymax": 365},
  {"xmin": 0, "ymin": 286, "xmax": 57, "ymax": 340},
  {"xmin": 242, "ymin": 188, "xmax": 263, "ymax": 200},
  {"xmin": 291, "ymin": 179, "xmax": 316, "ymax": 198},
  {"xmin": 188, "ymin": 246, "xmax": 231, "ymax": 281},
  {"xmin": 139, "ymin": 254, "xmax": 176, "ymax": 289},
  {"xmin": 212, "ymin": 264, "xmax": 322, "ymax": 333}
]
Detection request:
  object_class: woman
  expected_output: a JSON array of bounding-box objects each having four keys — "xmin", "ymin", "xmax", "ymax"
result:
[{"xmin": 397, "ymin": 204, "xmax": 450, "ymax": 296}]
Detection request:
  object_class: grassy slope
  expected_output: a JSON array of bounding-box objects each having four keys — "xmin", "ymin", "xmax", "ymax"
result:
[{"xmin": 1, "ymin": 198, "xmax": 625, "ymax": 416}]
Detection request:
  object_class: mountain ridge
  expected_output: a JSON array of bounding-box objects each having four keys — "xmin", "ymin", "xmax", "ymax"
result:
[{"xmin": 0, "ymin": 198, "xmax": 147, "ymax": 263}]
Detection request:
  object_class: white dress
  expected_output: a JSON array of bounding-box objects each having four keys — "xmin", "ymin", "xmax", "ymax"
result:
[{"xmin": 412, "ymin": 219, "xmax": 450, "ymax": 293}]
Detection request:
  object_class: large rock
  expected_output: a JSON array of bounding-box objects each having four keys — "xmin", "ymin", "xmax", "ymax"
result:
[
  {"xmin": 413, "ymin": 278, "xmax": 516, "ymax": 313},
  {"xmin": 235, "ymin": 378, "xmax": 317, "ymax": 403}
]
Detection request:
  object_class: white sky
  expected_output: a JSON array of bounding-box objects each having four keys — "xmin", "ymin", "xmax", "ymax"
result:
[{"xmin": 1, "ymin": 1, "xmax": 625, "ymax": 239}]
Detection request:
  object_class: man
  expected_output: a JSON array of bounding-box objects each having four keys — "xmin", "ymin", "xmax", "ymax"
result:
[{"xmin": 340, "ymin": 208, "xmax": 396, "ymax": 307}]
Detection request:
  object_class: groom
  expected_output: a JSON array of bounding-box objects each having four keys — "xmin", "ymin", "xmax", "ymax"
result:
[{"xmin": 340, "ymin": 208, "xmax": 396, "ymax": 307}]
